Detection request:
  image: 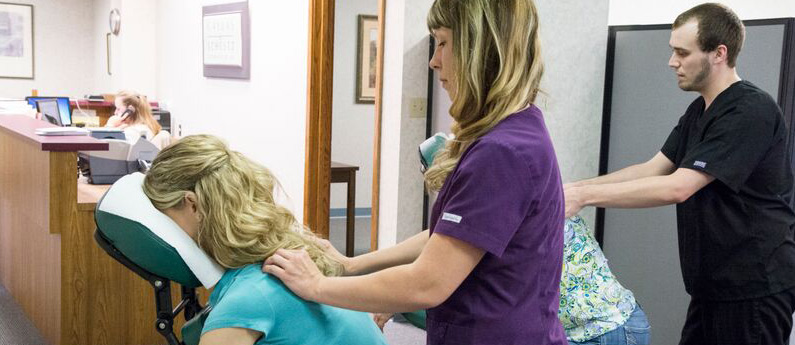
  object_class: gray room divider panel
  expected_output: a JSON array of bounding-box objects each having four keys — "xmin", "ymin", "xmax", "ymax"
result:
[{"xmin": 598, "ymin": 19, "xmax": 795, "ymax": 345}]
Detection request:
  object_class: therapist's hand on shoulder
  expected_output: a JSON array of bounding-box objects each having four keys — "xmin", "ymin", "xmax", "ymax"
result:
[
  {"xmin": 564, "ymin": 183, "xmax": 585, "ymax": 218},
  {"xmin": 263, "ymin": 248, "xmax": 324, "ymax": 301},
  {"xmin": 313, "ymin": 237, "xmax": 353, "ymax": 275}
]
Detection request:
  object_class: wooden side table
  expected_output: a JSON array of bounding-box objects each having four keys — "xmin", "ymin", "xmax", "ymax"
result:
[{"xmin": 330, "ymin": 161, "xmax": 359, "ymax": 256}]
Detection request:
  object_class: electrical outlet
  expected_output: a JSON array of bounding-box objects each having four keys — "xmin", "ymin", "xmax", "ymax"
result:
[{"xmin": 409, "ymin": 98, "xmax": 427, "ymax": 118}]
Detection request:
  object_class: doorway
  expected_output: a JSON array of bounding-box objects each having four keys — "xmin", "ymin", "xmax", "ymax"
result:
[{"xmin": 305, "ymin": 0, "xmax": 385, "ymax": 253}]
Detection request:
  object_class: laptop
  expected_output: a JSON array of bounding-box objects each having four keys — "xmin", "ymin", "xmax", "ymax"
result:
[{"xmin": 26, "ymin": 96, "xmax": 72, "ymax": 126}]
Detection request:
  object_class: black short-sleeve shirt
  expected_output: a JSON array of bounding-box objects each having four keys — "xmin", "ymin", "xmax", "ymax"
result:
[{"xmin": 661, "ymin": 80, "xmax": 795, "ymax": 301}]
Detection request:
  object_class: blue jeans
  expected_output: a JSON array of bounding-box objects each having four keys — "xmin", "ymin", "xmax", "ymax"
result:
[{"xmin": 568, "ymin": 304, "xmax": 651, "ymax": 345}]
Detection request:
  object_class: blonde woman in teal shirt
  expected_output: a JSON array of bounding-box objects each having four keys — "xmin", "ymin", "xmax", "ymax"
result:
[{"xmin": 143, "ymin": 135, "xmax": 386, "ymax": 345}]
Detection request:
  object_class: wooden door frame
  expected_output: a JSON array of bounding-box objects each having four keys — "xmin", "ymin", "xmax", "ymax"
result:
[{"xmin": 305, "ymin": 0, "xmax": 385, "ymax": 251}]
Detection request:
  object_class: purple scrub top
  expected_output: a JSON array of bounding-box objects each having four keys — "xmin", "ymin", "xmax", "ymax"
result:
[{"xmin": 427, "ymin": 105, "xmax": 566, "ymax": 345}]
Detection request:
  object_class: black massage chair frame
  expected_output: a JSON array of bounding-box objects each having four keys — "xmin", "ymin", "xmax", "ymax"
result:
[{"xmin": 94, "ymin": 229, "xmax": 203, "ymax": 345}]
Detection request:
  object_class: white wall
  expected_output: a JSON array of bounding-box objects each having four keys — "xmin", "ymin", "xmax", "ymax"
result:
[
  {"xmin": 0, "ymin": 0, "xmax": 94, "ymax": 99},
  {"xmin": 378, "ymin": 0, "xmax": 406, "ymax": 248},
  {"xmin": 378, "ymin": 0, "xmax": 432, "ymax": 248},
  {"xmin": 91, "ymin": 0, "xmax": 157, "ymax": 97},
  {"xmin": 536, "ymin": 1, "xmax": 610, "ymax": 226},
  {"xmin": 606, "ymin": 2, "xmax": 795, "ymax": 345},
  {"xmin": 546, "ymin": 0, "xmax": 795, "ymax": 224},
  {"xmin": 92, "ymin": 0, "xmax": 118, "ymax": 95},
  {"xmin": 118, "ymin": 0, "xmax": 157, "ymax": 97},
  {"xmin": 156, "ymin": 0, "xmax": 310, "ymax": 217},
  {"xmin": 610, "ymin": 0, "xmax": 795, "ymax": 25},
  {"xmin": 380, "ymin": 0, "xmax": 611, "ymax": 247},
  {"xmin": 330, "ymin": 0, "xmax": 378, "ymax": 211}
]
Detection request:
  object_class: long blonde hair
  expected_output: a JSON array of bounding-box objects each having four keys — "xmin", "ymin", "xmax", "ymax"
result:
[
  {"xmin": 143, "ymin": 134, "xmax": 342, "ymax": 276},
  {"xmin": 424, "ymin": 0, "xmax": 544, "ymax": 191},
  {"xmin": 117, "ymin": 90, "xmax": 162, "ymax": 135}
]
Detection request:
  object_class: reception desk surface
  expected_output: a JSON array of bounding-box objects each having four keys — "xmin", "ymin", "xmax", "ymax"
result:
[
  {"xmin": 0, "ymin": 115, "xmax": 108, "ymax": 152},
  {"xmin": 0, "ymin": 115, "xmax": 205, "ymax": 345}
]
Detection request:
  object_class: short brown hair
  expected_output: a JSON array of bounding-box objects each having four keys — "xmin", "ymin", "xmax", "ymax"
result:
[{"xmin": 673, "ymin": 3, "xmax": 745, "ymax": 67}]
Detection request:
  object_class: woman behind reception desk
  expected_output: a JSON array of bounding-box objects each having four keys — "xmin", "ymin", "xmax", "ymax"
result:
[{"xmin": 105, "ymin": 90, "xmax": 170, "ymax": 149}]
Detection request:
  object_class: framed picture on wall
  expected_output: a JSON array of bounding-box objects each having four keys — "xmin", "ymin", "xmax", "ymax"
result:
[
  {"xmin": 0, "ymin": 2, "xmax": 34, "ymax": 79},
  {"xmin": 356, "ymin": 15, "xmax": 378, "ymax": 104},
  {"xmin": 202, "ymin": 2, "xmax": 250, "ymax": 79}
]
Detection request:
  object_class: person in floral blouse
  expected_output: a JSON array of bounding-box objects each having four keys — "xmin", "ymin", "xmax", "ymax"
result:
[{"xmin": 560, "ymin": 215, "xmax": 649, "ymax": 345}]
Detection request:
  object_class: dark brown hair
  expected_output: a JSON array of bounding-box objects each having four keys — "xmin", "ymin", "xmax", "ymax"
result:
[{"xmin": 673, "ymin": 3, "xmax": 745, "ymax": 67}]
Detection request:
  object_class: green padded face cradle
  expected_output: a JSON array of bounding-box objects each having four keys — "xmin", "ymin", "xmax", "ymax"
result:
[
  {"xmin": 95, "ymin": 172, "xmax": 224, "ymax": 288},
  {"xmin": 418, "ymin": 132, "xmax": 449, "ymax": 171},
  {"xmin": 401, "ymin": 310, "xmax": 427, "ymax": 330}
]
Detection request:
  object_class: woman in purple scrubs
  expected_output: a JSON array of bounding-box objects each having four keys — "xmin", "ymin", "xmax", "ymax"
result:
[{"xmin": 263, "ymin": 1, "xmax": 566, "ymax": 344}]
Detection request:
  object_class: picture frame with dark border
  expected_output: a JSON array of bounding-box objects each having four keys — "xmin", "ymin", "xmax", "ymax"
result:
[
  {"xmin": 356, "ymin": 15, "xmax": 378, "ymax": 103},
  {"xmin": 202, "ymin": 2, "xmax": 250, "ymax": 79},
  {"xmin": 0, "ymin": 2, "xmax": 34, "ymax": 79}
]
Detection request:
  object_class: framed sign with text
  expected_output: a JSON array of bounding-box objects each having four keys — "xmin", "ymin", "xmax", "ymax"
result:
[{"xmin": 202, "ymin": 2, "xmax": 250, "ymax": 79}]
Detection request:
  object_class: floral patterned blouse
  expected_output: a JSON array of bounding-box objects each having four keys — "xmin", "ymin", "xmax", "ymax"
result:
[{"xmin": 559, "ymin": 216, "xmax": 636, "ymax": 342}]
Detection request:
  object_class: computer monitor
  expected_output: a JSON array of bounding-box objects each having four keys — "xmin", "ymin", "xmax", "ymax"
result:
[
  {"xmin": 26, "ymin": 97, "xmax": 72, "ymax": 126},
  {"xmin": 37, "ymin": 99, "xmax": 64, "ymax": 126}
]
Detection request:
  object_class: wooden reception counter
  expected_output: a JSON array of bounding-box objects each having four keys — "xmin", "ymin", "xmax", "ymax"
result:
[{"xmin": 0, "ymin": 115, "xmax": 202, "ymax": 345}]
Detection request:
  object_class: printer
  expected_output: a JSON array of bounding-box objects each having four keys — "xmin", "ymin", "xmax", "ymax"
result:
[
  {"xmin": 152, "ymin": 109, "xmax": 171, "ymax": 133},
  {"xmin": 78, "ymin": 136, "xmax": 160, "ymax": 184}
]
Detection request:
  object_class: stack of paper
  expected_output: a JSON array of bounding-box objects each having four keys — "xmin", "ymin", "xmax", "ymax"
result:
[{"xmin": 0, "ymin": 99, "xmax": 36, "ymax": 117}]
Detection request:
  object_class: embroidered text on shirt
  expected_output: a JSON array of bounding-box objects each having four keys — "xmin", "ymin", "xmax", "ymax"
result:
[
  {"xmin": 442, "ymin": 212, "xmax": 462, "ymax": 224},
  {"xmin": 693, "ymin": 160, "xmax": 707, "ymax": 168}
]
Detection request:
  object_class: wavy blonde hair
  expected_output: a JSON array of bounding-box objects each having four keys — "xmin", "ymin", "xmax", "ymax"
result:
[
  {"xmin": 117, "ymin": 90, "xmax": 162, "ymax": 135},
  {"xmin": 143, "ymin": 134, "xmax": 342, "ymax": 276},
  {"xmin": 424, "ymin": 0, "xmax": 544, "ymax": 191}
]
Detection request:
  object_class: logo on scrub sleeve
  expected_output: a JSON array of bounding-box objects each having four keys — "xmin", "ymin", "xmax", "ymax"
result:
[
  {"xmin": 693, "ymin": 160, "xmax": 707, "ymax": 168},
  {"xmin": 442, "ymin": 212, "xmax": 462, "ymax": 224}
]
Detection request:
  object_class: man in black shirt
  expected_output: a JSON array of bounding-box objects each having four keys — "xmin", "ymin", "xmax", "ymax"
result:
[{"xmin": 565, "ymin": 3, "xmax": 795, "ymax": 345}]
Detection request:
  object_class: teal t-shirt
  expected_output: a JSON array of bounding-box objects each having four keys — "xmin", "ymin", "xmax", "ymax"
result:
[{"xmin": 202, "ymin": 264, "xmax": 387, "ymax": 345}]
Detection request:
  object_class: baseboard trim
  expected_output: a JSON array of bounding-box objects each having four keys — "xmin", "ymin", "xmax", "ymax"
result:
[{"xmin": 329, "ymin": 207, "xmax": 371, "ymax": 218}]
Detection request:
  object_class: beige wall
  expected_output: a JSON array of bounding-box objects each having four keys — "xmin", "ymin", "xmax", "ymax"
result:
[
  {"xmin": 154, "ymin": 0, "xmax": 310, "ymax": 217},
  {"xmin": 330, "ymin": 0, "xmax": 378, "ymax": 211},
  {"xmin": 378, "ymin": 0, "xmax": 611, "ymax": 247},
  {"xmin": 0, "ymin": 0, "xmax": 94, "ymax": 99},
  {"xmin": 609, "ymin": 0, "xmax": 795, "ymax": 25}
]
